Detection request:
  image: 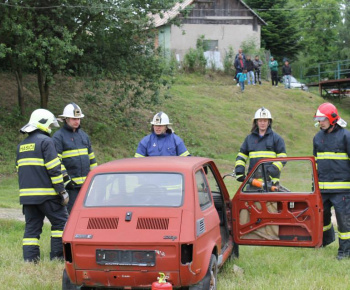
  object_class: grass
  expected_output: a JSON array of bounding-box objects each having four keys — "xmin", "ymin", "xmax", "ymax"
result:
[
  {"xmin": 0, "ymin": 219, "xmax": 64, "ymax": 290},
  {"xmin": 0, "ymin": 218, "xmax": 349, "ymax": 290},
  {"xmin": 2, "ymin": 71, "xmax": 350, "ymax": 289}
]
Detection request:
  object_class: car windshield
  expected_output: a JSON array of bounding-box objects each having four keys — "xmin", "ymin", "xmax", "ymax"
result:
[{"xmin": 85, "ymin": 173, "xmax": 184, "ymax": 207}]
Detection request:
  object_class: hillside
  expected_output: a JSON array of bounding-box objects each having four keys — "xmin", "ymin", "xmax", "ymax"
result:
[{"xmin": 1, "ymin": 71, "xmax": 350, "ymax": 179}]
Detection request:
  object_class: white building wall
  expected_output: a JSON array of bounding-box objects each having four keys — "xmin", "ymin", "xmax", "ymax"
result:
[{"xmin": 170, "ymin": 23, "xmax": 261, "ymax": 62}]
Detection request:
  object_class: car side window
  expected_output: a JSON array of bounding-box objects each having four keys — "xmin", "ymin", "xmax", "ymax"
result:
[
  {"xmin": 203, "ymin": 165, "xmax": 221, "ymax": 195},
  {"xmin": 242, "ymin": 160, "xmax": 314, "ymax": 193},
  {"xmin": 195, "ymin": 169, "xmax": 212, "ymax": 210}
]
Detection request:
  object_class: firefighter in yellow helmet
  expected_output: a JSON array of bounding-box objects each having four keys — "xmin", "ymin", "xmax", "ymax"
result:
[
  {"xmin": 234, "ymin": 107, "xmax": 287, "ymax": 183},
  {"xmin": 16, "ymin": 109, "xmax": 68, "ymax": 262},
  {"xmin": 52, "ymin": 103, "xmax": 97, "ymax": 214}
]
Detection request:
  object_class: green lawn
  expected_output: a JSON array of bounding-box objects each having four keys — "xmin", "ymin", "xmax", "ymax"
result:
[{"xmin": 2, "ymin": 72, "xmax": 350, "ymax": 289}]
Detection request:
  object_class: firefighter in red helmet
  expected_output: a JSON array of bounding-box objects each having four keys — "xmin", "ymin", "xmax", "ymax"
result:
[{"xmin": 313, "ymin": 102, "xmax": 350, "ymax": 260}]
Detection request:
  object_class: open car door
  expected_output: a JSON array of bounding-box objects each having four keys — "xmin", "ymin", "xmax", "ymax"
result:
[{"xmin": 232, "ymin": 157, "xmax": 323, "ymax": 248}]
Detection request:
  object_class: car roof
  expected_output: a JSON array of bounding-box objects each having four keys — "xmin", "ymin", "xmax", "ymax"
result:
[{"xmin": 92, "ymin": 157, "xmax": 213, "ymax": 174}]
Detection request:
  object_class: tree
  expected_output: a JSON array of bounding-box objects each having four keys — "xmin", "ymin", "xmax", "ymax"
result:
[
  {"xmin": 0, "ymin": 3, "xmax": 33, "ymax": 114},
  {"xmin": 338, "ymin": 0, "xmax": 350, "ymax": 61},
  {"xmin": 0, "ymin": 0, "xmax": 179, "ymax": 110},
  {"xmin": 245, "ymin": 0, "xmax": 300, "ymax": 61},
  {"xmin": 288, "ymin": 0, "xmax": 343, "ymax": 80}
]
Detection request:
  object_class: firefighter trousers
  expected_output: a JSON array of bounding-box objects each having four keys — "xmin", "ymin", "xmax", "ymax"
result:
[
  {"xmin": 22, "ymin": 199, "xmax": 68, "ymax": 262},
  {"xmin": 66, "ymin": 187, "xmax": 80, "ymax": 214},
  {"xmin": 322, "ymin": 193, "xmax": 350, "ymax": 257}
]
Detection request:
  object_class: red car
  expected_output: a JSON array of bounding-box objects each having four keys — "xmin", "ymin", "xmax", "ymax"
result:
[{"xmin": 62, "ymin": 156, "xmax": 323, "ymax": 289}]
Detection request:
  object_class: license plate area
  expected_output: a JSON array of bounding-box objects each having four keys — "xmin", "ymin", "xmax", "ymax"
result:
[{"xmin": 96, "ymin": 249, "xmax": 156, "ymax": 266}]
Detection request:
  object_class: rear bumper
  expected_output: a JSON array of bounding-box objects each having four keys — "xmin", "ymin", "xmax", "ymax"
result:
[{"xmin": 73, "ymin": 269, "xmax": 180, "ymax": 288}]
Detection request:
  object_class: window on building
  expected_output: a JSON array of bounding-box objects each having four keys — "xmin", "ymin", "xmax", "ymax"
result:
[{"xmin": 203, "ymin": 40, "xmax": 218, "ymax": 51}]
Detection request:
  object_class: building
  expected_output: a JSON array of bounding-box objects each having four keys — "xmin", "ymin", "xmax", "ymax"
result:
[{"xmin": 152, "ymin": 0, "xmax": 266, "ymax": 68}]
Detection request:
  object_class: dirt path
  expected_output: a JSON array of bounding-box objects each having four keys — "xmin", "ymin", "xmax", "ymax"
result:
[{"xmin": 0, "ymin": 208, "xmax": 25, "ymax": 222}]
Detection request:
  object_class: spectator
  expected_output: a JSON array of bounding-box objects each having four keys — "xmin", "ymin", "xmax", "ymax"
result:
[
  {"xmin": 236, "ymin": 70, "xmax": 247, "ymax": 93},
  {"xmin": 269, "ymin": 56, "xmax": 279, "ymax": 87},
  {"xmin": 282, "ymin": 60, "xmax": 292, "ymax": 89},
  {"xmin": 253, "ymin": 55, "xmax": 263, "ymax": 85},
  {"xmin": 245, "ymin": 55, "xmax": 255, "ymax": 85},
  {"xmin": 235, "ymin": 48, "xmax": 246, "ymax": 61},
  {"xmin": 234, "ymin": 54, "xmax": 246, "ymax": 86}
]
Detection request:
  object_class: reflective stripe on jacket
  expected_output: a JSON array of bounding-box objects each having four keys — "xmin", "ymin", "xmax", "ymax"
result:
[
  {"xmin": 52, "ymin": 123, "xmax": 97, "ymax": 186},
  {"xmin": 235, "ymin": 127, "xmax": 287, "ymax": 176},
  {"xmin": 135, "ymin": 132, "xmax": 190, "ymax": 157},
  {"xmin": 313, "ymin": 125, "xmax": 350, "ymax": 193},
  {"xmin": 16, "ymin": 130, "xmax": 64, "ymax": 204}
]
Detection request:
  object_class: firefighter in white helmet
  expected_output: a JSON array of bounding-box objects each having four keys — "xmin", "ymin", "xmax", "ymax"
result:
[
  {"xmin": 135, "ymin": 111, "xmax": 190, "ymax": 157},
  {"xmin": 52, "ymin": 103, "xmax": 97, "ymax": 214},
  {"xmin": 234, "ymin": 107, "xmax": 287, "ymax": 183},
  {"xmin": 16, "ymin": 109, "xmax": 68, "ymax": 262}
]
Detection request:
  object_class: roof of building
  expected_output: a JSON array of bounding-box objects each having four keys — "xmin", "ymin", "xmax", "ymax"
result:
[{"xmin": 151, "ymin": 0, "xmax": 267, "ymax": 28}]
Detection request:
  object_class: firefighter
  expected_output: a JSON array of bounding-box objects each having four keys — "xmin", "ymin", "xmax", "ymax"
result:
[
  {"xmin": 313, "ymin": 102, "xmax": 350, "ymax": 260},
  {"xmin": 52, "ymin": 103, "xmax": 97, "ymax": 214},
  {"xmin": 234, "ymin": 107, "xmax": 287, "ymax": 183},
  {"xmin": 16, "ymin": 109, "xmax": 69, "ymax": 262},
  {"xmin": 135, "ymin": 111, "xmax": 190, "ymax": 157}
]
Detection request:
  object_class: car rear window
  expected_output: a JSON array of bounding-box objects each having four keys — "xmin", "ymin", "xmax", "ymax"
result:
[{"xmin": 84, "ymin": 173, "xmax": 184, "ymax": 207}]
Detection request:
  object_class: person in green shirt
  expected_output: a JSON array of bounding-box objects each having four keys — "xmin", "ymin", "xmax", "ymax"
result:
[{"xmin": 269, "ymin": 56, "xmax": 279, "ymax": 87}]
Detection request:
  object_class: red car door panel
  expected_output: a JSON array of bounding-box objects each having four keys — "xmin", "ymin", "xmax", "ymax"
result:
[{"xmin": 232, "ymin": 157, "xmax": 323, "ymax": 248}]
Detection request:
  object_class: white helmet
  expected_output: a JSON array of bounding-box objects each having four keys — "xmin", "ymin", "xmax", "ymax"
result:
[
  {"xmin": 20, "ymin": 109, "xmax": 59, "ymax": 134},
  {"xmin": 150, "ymin": 112, "xmax": 172, "ymax": 125},
  {"xmin": 254, "ymin": 107, "xmax": 273, "ymax": 120},
  {"xmin": 59, "ymin": 103, "xmax": 84, "ymax": 119}
]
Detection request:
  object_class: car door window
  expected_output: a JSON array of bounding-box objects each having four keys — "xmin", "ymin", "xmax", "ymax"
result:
[
  {"xmin": 243, "ymin": 160, "xmax": 314, "ymax": 194},
  {"xmin": 195, "ymin": 170, "xmax": 212, "ymax": 210}
]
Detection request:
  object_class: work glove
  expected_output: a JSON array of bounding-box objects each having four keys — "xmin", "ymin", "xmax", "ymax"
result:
[
  {"xmin": 59, "ymin": 190, "xmax": 69, "ymax": 206},
  {"xmin": 63, "ymin": 175, "xmax": 77, "ymax": 190},
  {"xmin": 236, "ymin": 174, "xmax": 246, "ymax": 182}
]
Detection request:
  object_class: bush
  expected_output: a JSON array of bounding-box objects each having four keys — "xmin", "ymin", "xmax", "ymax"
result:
[{"xmin": 182, "ymin": 36, "xmax": 207, "ymax": 73}]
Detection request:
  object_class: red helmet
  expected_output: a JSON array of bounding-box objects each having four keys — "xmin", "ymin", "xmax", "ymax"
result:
[{"xmin": 314, "ymin": 103, "xmax": 340, "ymax": 125}]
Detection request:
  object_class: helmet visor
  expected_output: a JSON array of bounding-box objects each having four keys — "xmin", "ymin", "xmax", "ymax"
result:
[
  {"xmin": 314, "ymin": 116, "xmax": 327, "ymax": 122},
  {"xmin": 52, "ymin": 117, "xmax": 60, "ymax": 128}
]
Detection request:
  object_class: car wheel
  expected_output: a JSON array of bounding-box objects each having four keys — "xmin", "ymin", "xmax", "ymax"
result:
[
  {"xmin": 62, "ymin": 269, "xmax": 78, "ymax": 290},
  {"xmin": 189, "ymin": 254, "xmax": 218, "ymax": 290}
]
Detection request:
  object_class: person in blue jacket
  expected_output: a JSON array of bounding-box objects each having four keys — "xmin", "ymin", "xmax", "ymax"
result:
[{"xmin": 135, "ymin": 112, "xmax": 190, "ymax": 157}]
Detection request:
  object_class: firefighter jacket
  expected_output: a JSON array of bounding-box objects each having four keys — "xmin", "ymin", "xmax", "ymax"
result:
[
  {"xmin": 313, "ymin": 125, "xmax": 350, "ymax": 193},
  {"xmin": 16, "ymin": 130, "xmax": 64, "ymax": 205},
  {"xmin": 235, "ymin": 127, "xmax": 287, "ymax": 180},
  {"xmin": 52, "ymin": 123, "xmax": 97, "ymax": 187},
  {"xmin": 135, "ymin": 132, "xmax": 190, "ymax": 157}
]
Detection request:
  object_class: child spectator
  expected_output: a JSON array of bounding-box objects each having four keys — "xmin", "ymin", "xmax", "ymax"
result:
[{"xmin": 236, "ymin": 70, "xmax": 247, "ymax": 92}]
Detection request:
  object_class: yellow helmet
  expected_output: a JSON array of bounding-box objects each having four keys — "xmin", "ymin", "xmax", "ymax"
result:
[{"xmin": 20, "ymin": 109, "xmax": 59, "ymax": 134}]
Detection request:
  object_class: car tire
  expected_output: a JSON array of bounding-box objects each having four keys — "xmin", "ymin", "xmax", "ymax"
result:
[
  {"xmin": 62, "ymin": 269, "xmax": 78, "ymax": 290},
  {"xmin": 189, "ymin": 254, "xmax": 218, "ymax": 290}
]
